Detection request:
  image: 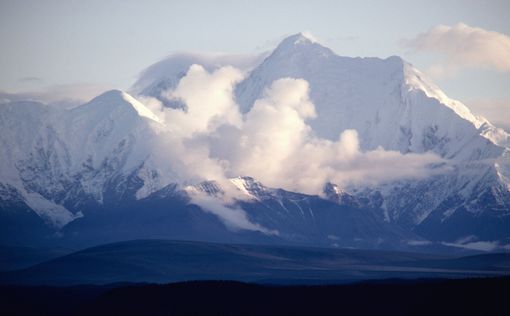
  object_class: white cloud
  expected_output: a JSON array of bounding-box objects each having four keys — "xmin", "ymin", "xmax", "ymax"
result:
[
  {"xmin": 149, "ymin": 65, "xmax": 445, "ymax": 198},
  {"xmin": 403, "ymin": 23, "xmax": 510, "ymax": 77},
  {"xmin": 185, "ymin": 189, "xmax": 278, "ymax": 235},
  {"xmin": 160, "ymin": 64, "xmax": 243, "ymax": 136},
  {"xmin": 136, "ymin": 65, "xmax": 446, "ymax": 233},
  {"xmin": 208, "ymin": 78, "xmax": 444, "ymax": 195}
]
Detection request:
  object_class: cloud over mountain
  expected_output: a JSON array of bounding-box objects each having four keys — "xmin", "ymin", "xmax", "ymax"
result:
[
  {"xmin": 403, "ymin": 23, "xmax": 510, "ymax": 77},
  {"xmin": 145, "ymin": 64, "xmax": 445, "ymax": 196}
]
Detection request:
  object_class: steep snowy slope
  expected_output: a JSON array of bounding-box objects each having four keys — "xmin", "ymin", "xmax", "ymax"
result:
[
  {"xmin": 0, "ymin": 90, "xmax": 162, "ymax": 227},
  {"xmin": 235, "ymin": 33, "xmax": 505, "ymax": 161}
]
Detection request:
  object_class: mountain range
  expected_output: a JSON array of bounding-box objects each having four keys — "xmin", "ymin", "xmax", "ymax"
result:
[{"xmin": 1, "ymin": 33, "xmax": 509, "ymax": 253}]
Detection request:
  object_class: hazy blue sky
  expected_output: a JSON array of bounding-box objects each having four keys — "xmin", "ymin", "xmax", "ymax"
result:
[{"xmin": 1, "ymin": 0, "xmax": 509, "ymax": 126}]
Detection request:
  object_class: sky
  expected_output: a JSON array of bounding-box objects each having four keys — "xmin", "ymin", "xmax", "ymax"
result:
[{"xmin": 0, "ymin": 0, "xmax": 509, "ymax": 128}]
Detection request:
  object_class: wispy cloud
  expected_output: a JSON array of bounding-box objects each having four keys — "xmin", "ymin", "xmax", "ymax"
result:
[
  {"xmin": 131, "ymin": 52, "xmax": 268, "ymax": 96},
  {"xmin": 19, "ymin": 76, "xmax": 43, "ymax": 83},
  {"xmin": 186, "ymin": 189, "xmax": 279, "ymax": 235},
  {"xmin": 0, "ymin": 83, "xmax": 115, "ymax": 108},
  {"xmin": 406, "ymin": 240, "xmax": 432, "ymax": 246},
  {"xmin": 442, "ymin": 241, "xmax": 499, "ymax": 252},
  {"xmin": 441, "ymin": 235, "xmax": 504, "ymax": 252},
  {"xmin": 403, "ymin": 23, "xmax": 510, "ymax": 78}
]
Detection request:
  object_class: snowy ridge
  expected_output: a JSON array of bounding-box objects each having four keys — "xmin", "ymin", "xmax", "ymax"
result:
[
  {"xmin": 402, "ymin": 63, "xmax": 510, "ymax": 151},
  {"xmin": 402, "ymin": 64, "xmax": 481, "ymax": 127},
  {"xmin": 118, "ymin": 90, "xmax": 163, "ymax": 123},
  {"xmin": 229, "ymin": 176, "xmax": 273, "ymax": 201}
]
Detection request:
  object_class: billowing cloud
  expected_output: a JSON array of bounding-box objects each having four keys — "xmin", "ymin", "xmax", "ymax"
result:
[
  {"xmin": 136, "ymin": 65, "xmax": 446, "ymax": 232},
  {"xmin": 208, "ymin": 78, "xmax": 443, "ymax": 195},
  {"xmin": 403, "ymin": 23, "xmax": 510, "ymax": 77},
  {"xmin": 160, "ymin": 64, "xmax": 243, "ymax": 136},
  {"xmin": 146, "ymin": 64, "xmax": 445, "ymax": 203}
]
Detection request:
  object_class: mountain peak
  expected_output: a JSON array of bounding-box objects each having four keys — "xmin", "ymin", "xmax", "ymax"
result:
[
  {"xmin": 82, "ymin": 89, "xmax": 162, "ymax": 123},
  {"xmin": 274, "ymin": 32, "xmax": 333, "ymax": 57},
  {"xmin": 284, "ymin": 32, "xmax": 317, "ymax": 45}
]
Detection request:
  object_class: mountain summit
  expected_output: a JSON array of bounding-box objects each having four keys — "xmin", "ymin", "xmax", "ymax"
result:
[
  {"xmin": 81, "ymin": 89, "xmax": 162, "ymax": 123},
  {"xmin": 270, "ymin": 32, "xmax": 334, "ymax": 57}
]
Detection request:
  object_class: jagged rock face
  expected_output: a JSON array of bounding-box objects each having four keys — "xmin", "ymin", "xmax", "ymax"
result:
[{"xmin": 1, "ymin": 34, "xmax": 510, "ymax": 251}]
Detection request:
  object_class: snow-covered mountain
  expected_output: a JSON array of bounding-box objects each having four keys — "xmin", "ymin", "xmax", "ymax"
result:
[
  {"xmin": 0, "ymin": 90, "xmax": 162, "ymax": 227},
  {"xmin": 233, "ymin": 33, "xmax": 510, "ymax": 245},
  {"xmin": 1, "ymin": 33, "xmax": 509, "ymax": 252},
  {"xmin": 134, "ymin": 33, "xmax": 510, "ymax": 248}
]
